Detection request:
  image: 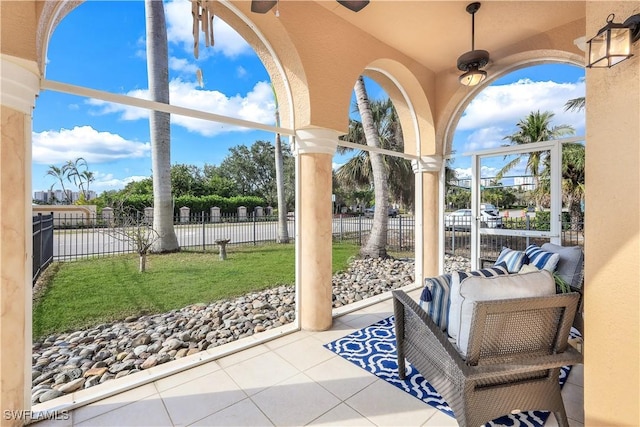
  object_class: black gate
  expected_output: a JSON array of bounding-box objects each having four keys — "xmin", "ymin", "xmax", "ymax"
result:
[{"xmin": 33, "ymin": 213, "xmax": 54, "ymax": 285}]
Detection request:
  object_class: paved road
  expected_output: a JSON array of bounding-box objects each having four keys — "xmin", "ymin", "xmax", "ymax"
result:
[{"xmin": 53, "ymin": 216, "xmax": 412, "ymax": 259}]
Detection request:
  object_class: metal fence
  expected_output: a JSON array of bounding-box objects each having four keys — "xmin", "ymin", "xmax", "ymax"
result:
[
  {"xmin": 51, "ymin": 212, "xmax": 294, "ymax": 261},
  {"xmin": 41, "ymin": 211, "xmax": 584, "ymax": 264},
  {"xmin": 33, "ymin": 213, "xmax": 54, "ymax": 284},
  {"xmin": 332, "ymin": 214, "xmax": 415, "ymax": 252},
  {"xmin": 445, "ymin": 216, "xmax": 584, "ymax": 260},
  {"xmin": 48, "ymin": 212, "xmax": 417, "ymax": 261}
]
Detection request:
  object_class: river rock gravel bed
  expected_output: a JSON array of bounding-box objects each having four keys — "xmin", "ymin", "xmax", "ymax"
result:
[{"xmin": 31, "ymin": 255, "xmax": 470, "ymax": 403}]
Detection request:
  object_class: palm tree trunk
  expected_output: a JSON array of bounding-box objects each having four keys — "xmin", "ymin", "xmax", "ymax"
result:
[
  {"xmin": 354, "ymin": 76, "xmax": 388, "ymax": 259},
  {"xmin": 272, "ymin": 85, "xmax": 289, "ymax": 243},
  {"xmin": 567, "ymin": 195, "xmax": 583, "ymax": 232},
  {"xmin": 145, "ymin": 0, "xmax": 179, "ymax": 253},
  {"xmin": 274, "ymin": 133, "xmax": 289, "ymax": 243}
]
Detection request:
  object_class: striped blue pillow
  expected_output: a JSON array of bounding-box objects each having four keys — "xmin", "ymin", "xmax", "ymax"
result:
[
  {"xmin": 495, "ymin": 247, "xmax": 526, "ymax": 273},
  {"xmin": 525, "ymin": 244, "xmax": 560, "ymax": 272},
  {"xmin": 420, "ymin": 274, "xmax": 452, "ymax": 331}
]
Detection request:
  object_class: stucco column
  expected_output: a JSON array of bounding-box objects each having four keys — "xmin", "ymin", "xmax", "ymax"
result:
[
  {"xmin": 584, "ymin": 3, "xmax": 639, "ymax": 426},
  {"xmin": 414, "ymin": 156, "xmax": 441, "ymax": 279},
  {"xmin": 295, "ymin": 128, "xmax": 338, "ymax": 331},
  {"xmin": 1, "ymin": 54, "xmax": 39, "ymax": 426}
]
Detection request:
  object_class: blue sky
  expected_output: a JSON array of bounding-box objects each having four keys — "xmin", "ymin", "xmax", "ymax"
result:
[{"xmin": 32, "ymin": 0, "xmax": 585, "ymax": 195}]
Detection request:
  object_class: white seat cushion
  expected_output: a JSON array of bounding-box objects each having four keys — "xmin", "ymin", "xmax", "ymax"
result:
[
  {"xmin": 455, "ymin": 269, "xmax": 556, "ymax": 357},
  {"xmin": 447, "ymin": 265, "xmax": 508, "ymax": 342}
]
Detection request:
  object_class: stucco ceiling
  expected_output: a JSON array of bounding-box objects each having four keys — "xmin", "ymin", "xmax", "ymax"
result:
[{"xmin": 317, "ymin": 1, "xmax": 586, "ymax": 73}]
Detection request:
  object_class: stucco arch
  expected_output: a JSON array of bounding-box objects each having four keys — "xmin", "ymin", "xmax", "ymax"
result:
[
  {"xmin": 36, "ymin": 1, "xmax": 306, "ymax": 134},
  {"xmin": 214, "ymin": 2, "xmax": 308, "ymax": 132},
  {"xmin": 219, "ymin": 1, "xmax": 359, "ymax": 134},
  {"xmin": 438, "ymin": 49, "xmax": 584, "ymax": 158},
  {"xmin": 363, "ymin": 58, "xmax": 436, "ymax": 158},
  {"xmin": 36, "ymin": 1, "xmax": 82, "ymax": 75}
]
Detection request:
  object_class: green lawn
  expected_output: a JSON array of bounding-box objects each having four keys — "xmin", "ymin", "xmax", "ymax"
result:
[{"xmin": 33, "ymin": 243, "xmax": 359, "ymax": 338}]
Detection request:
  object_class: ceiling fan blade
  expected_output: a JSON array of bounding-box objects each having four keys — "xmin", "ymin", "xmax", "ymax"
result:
[
  {"xmin": 251, "ymin": 0, "xmax": 277, "ymax": 14},
  {"xmin": 337, "ymin": 0, "xmax": 370, "ymax": 12}
]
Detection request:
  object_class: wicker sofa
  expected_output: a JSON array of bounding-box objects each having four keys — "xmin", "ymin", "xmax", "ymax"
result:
[
  {"xmin": 392, "ymin": 243, "xmax": 585, "ymax": 427},
  {"xmin": 393, "ymin": 290, "xmax": 581, "ymax": 427}
]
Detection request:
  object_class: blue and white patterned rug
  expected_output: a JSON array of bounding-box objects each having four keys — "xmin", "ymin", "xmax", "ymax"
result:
[{"xmin": 324, "ymin": 316, "xmax": 578, "ymax": 427}]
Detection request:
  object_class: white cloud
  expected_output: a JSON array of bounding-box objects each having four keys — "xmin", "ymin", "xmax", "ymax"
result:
[
  {"xmin": 458, "ymin": 78, "xmax": 585, "ymax": 133},
  {"xmin": 165, "ymin": 0, "xmax": 251, "ymax": 58},
  {"xmin": 32, "ymin": 126, "xmax": 150, "ymax": 164},
  {"xmin": 134, "ymin": 36, "xmax": 146, "ymax": 60},
  {"xmin": 236, "ymin": 66, "xmax": 247, "ymax": 78},
  {"xmin": 454, "ymin": 165, "xmax": 501, "ymax": 180},
  {"xmin": 87, "ymin": 79, "xmax": 276, "ymax": 137},
  {"xmin": 461, "ymin": 126, "xmax": 507, "ymax": 153},
  {"xmin": 92, "ymin": 173, "xmax": 150, "ymax": 191},
  {"xmin": 169, "ymin": 56, "xmax": 199, "ymax": 74}
]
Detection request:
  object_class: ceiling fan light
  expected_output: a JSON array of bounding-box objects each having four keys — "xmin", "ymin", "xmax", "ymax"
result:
[
  {"xmin": 337, "ymin": 1, "xmax": 370, "ymax": 12},
  {"xmin": 251, "ymin": 0, "xmax": 277, "ymax": 14},
  {"xmin": 457, "ymin": 2, "xmax": 489, "ymax": 86},
  {"xmin": 459, "ymin": 67, "xmax": 487, "ymax": 86}
]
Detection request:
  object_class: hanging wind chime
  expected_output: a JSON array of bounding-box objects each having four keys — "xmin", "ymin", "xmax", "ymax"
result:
[{"xmin": 191, "ymin": 0, "xmax": 215, "ymax": 87}]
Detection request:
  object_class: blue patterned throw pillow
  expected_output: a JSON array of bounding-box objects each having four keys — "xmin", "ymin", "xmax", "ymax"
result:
[
  {"xmin": 420, "ymin": 274, "xmax": 452, "ymax": 331},
  {"xmin": 525, "ymin": 244, "xmax": 560, "ymax": 272},
  {"xmin": 495, "ymin": 247, "xmax": 526, "ymax": 273}
]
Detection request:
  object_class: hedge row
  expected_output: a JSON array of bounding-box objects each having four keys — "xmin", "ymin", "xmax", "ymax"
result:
[{"xmin": 110, "ymin": 195, "xmax": 266, "ymax": 214}]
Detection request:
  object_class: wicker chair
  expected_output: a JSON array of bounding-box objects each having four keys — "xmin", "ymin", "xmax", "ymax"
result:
[
  {"xmin": 392, "ymin": 290, "xmax": 582, "ymax": 427},
  {"xmin": 480, "ymin": 243, "xmax": 585, "ymax": 335}
]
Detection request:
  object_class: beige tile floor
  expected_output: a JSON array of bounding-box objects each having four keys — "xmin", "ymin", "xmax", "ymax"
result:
[{"xmin": 31, "ymin": 289, "xmax": 584, "ymax": 427}]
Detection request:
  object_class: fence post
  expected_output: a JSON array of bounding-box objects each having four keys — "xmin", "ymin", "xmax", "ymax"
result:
[
  {"xmin": 451, "ymin": 227, "xmax": 456, "ymax": 254},
  {"xmin": 202, "ymin": 211, "xmax": 206, "ymax": 252},
  {"xmin": 39, "ymin": 213, "xmax": 44, "ymax": 272},
  {"xmin": 526, "ymin": 214, "xmax": 530, "ymax": 247},
  {"xmin": 180, "ymin": 206, "xmax": 190, "ymax": 223},
  {"xmin": 358, "ymin": 214, "xmax": 362, "ymax": 246},
  {"xmin": 253, "ymin": 210, "xmax": 257, "ymax": 246},
  {"xmin": 339, "ymin": 214, "xmax": 343, "ymax": 242},
  {"xmin": 52, "ymin": 211, "xmax": 57, "ymax": 263},
  {"xmin": 36, "ymin": 213, "xmax": 43, "ymax": 282},
  {"xmin": 392, "ymin": 215, "xmax": 402, "ymax": 251}
]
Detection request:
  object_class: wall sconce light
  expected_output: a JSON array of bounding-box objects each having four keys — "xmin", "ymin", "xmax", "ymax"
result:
[{"xmin": 586, "ymin": 13, "xmax": 640, "ymax": 68}]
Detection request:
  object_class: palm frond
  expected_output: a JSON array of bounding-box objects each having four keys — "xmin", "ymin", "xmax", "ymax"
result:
[{"xmin": 564, "ymin": 97, "xmax": 585, "ymax": 112}]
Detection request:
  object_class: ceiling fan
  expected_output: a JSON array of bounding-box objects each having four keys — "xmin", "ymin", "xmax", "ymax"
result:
[
  {"xmin": 457, "ymin": 2, "xmax": 490, "ymax": 86},
  {"xmin": 251, "ymin": 0, "xmax": 370, "ymax": 14}
]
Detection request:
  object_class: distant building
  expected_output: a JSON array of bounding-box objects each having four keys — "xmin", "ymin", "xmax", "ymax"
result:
[
  {"xmin": 514, "ymin": 176, "xmax": 536, "ymax": 190},
  {"xmin": 450, "ymin": 178, "xmax": 495, "ymax": 188},
  {"xmin": 33, "ymin": 191, "xmax": 49, "ymax": 203},
  {"xmin": 33, "ymin": 189, "xmax": 96, "ymax": 204}
]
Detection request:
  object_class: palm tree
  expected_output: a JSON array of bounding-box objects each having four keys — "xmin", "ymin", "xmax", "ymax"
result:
[
  {"xmin": 350, "ymin": 76, "xmax": 390, "ymax": 258},
  {"xmin": 561, "ymin": 143, "xmax": 585, "ymax": 229},
  {"xmin": 80, "ymin": 170, "xmax": 95, "ymax": 200},
  {"xmin": 338, "ymin": 97, "xmax": 413, "ymax": 209},
  {"xmin": 271, "ymin": 84, "xmax": 289, "ymax": 243},
  {"xmin": 65, "ymin": 157, "xmax": 94, "ymax": 201},
  {"xmin": 562, "ymin": 96, "xmax": 586, "ymax": 230},
  {"xmin": 45, "ymin": 165, "xmax": 71, "ymax": 204},
  {"xmin": 496, "ymin": 110, "xmax": 574, "ymax": 209},
  {"xmin": 145, "ymin": 0, "xmax": 179, "ymax": 252}
]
